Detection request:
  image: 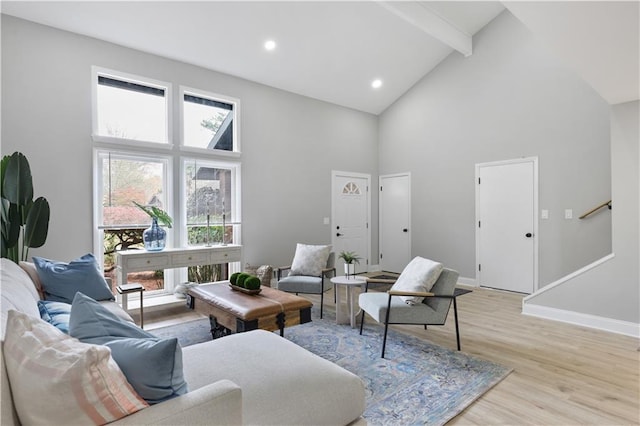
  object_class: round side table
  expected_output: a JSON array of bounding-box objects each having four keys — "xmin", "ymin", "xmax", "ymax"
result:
[{"xmin": 331, "ymin": 276, "xmax": 367, "ymax": 328}]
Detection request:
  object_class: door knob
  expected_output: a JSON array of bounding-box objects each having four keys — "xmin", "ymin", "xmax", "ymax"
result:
[
  {"xmin": 403, "ymin": 229, "xmax": 408, "ymax": 232},
  {"xmin": 525, "ymin": 233, "xmax": 533, "ymax": 238},
  {"xmin": 336, "ymin": 233, "xmax": 343, "ymax": 237}
]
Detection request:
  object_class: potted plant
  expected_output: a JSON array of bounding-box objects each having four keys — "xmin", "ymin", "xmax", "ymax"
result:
[
  {"xmin": 338, "ymin": 251, "xmax": 361, "ymax": 277},
  {"xmin": 133, "ymin": 201, "xmax": 172, "ymax": 251},
  {"xmin": 0, "ymin": 152, "xmax": 50, "ymax": 263}
]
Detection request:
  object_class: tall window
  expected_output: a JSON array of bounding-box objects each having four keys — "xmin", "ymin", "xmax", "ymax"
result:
[
  {"xmin": 95, "ymin": 151, "xmax": 171, "ymax": 293},
  {"xmin": 92, "ymin": 68, "xmax": 241, "ymax": 297}
]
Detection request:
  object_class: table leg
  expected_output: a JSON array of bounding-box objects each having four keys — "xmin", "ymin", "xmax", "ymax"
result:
[
  {"xmin": 121, "ymin": 292, "xmax": 129, "ymax": 314},
  {"xmin": 335, "ymin": 284, "xmax": 347, "ymax": 325},
  {"xmin": 139, "ymin": 289, "xmax": 144, "ymax": 329},
  {"xmin": 348, "ymin": 286, "xmax": 356, "ymax": 328},
  {"xmin": 276, "ymin": 312, "xmax": 285, "ymax": 337}
]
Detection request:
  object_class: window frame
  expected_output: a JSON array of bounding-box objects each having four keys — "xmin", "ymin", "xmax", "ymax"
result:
[
  {"xmin": 93, "ymin": 148, "xmax": 174, "ymax": 295},
  {"xmin": 91, "ymin": 66, "xmax": 173, "ymax": 149},
  {"xmin": 179, "ymin": 86, "xmax": 241, "ymax": 158},
  {"xmin": 180, "ymin": 157, "xmax": 242, "ymax": 248}
]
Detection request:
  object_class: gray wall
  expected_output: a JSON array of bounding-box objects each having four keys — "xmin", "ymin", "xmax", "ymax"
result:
[
  {"xmin": 526, "ymin": 101, "xmax": 639, "ymax": 325},
  {"xmin": 378, "ymin": 10, "xmax": 612, "ymax": 285},
  {"xmin": 1, "ymin": 15, "xmax": 379, "ymax": 268}
]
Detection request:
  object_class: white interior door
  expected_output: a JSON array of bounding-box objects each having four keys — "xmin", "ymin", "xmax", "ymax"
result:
[
  {"xmin": 379, "ymin": 173, "xmax": 411, "ymax": 273},
  {"xmin": 331, "ymin": 171, "xmax": 370, "ymax": 275},
  {"xmin": 476, "ymin": 158, "xmax": 538, "ymax": 293}
]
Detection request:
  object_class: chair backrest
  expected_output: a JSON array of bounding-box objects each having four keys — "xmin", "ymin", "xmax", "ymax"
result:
[
  {"xmin": 326, "ymin": 252, "xmax": 335, "ymax": 269},
  {"xmin": 321, "ymin": 252, "xmax": 335, "ymax": 278},
  {"xmin": 422, "ymin": 268, "xmax": 459, "ymax": 312}
]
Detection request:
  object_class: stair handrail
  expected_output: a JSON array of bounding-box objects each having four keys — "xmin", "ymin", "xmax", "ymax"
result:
[{"xmin": 579, "ymin": 200, "xmax": 612, "ymax": 219}]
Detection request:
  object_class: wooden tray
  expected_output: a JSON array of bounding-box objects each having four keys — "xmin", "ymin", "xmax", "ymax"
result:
[{"xmin": 229, "ymin": 284, "xmax": 262, "ymax": 295}]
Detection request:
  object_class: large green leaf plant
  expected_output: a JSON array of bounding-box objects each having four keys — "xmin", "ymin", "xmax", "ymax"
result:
[{"xmin": 1, "ymin": 152, "xmax": 50, "ymax": 263}]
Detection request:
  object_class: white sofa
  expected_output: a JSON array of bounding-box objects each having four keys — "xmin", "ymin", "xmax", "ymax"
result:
[{"xmin": 0, "ymin": 258, "xmax": 366, "ymax": 425}]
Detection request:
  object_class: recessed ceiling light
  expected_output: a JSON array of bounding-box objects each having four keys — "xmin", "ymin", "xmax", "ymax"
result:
[
  {"xmin": 371, "ymin": 79, "xmax": 383, "ymax": 89},
  {"xmin": 264, "ymin": 40, "xmax": 277, "ymax": 51}
]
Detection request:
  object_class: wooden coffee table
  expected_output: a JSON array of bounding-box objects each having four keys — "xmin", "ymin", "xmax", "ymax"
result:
[{"xmin": 187, "ymin": 282, "xmax": 312, "ymax": 339}]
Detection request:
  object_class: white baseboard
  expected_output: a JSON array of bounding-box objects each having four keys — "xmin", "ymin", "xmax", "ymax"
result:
[
  {"xmin": 523, "ymin": 303, "xmax": 640, "ymax": 338},
  {"xmin": 458, "ymin": 276, "xmax": 477, "ymax": 287},
  {"xmin": 368, "ymin": 264, "xmax": 382, "ymax": 272}
]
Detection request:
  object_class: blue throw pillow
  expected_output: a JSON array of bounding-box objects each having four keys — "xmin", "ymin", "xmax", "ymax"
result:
[
  {"xmin": 37, "ymin": 300, "xmax": 71, "ymax": 334},
  {"xmin": 69, "ymin": 292, "xmax": 188, "ymax": 404},
  {"xmin": 33, "ymin": 254, "xmax": 114, "ymax": 304}
]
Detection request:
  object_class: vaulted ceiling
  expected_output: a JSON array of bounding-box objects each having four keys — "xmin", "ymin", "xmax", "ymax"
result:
[
  {"xmin": 1, "ymin": 1, "xmax": 638, "ymax": 113},
  {"xmin": 1, "ymin": 1, "xmax": 504, "ymax": 114}
]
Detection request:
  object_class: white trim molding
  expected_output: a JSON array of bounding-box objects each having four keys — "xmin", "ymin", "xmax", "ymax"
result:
[
  {"xmin": 458, "ymin": 276, "xmax": 477, "ymax": 287},
  {"xmin": 523, "ymin": 253, "xmax": 615, "ymax": 302},
  {"xmin": 523, "ymin": 303, "xmax": 640, "ymax": 338}
]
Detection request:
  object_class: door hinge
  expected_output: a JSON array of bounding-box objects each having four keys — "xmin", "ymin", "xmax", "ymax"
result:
[
  {"xmin": 366, "ymin": 222, "xmax": 369, "ymax": 229},
  {"xmin": 478, "ymin": 264, "xmax": 481, "ymax": 271},
  {"xmin": 380, "ymin": 186, "xmax": 383, "ymax": 191},
  {"xmin": 478, "ymin": 177, "xmax": 481, "ymax": 184},
  {"xmin": 366, "ymin": 259, "xmax": 369, "ymax": 265},
  {"xmin": 380, "ymin": 253, "xmax": 383, "ymax": 259},
  {"xmin": 478, "ymin": 221, "xmax": 481, "ymax": 228}
]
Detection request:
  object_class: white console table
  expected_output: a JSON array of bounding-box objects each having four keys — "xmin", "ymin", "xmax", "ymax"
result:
[{"xmin": 116, "ymin": 244, "xmax": 242, "ymax": 288}]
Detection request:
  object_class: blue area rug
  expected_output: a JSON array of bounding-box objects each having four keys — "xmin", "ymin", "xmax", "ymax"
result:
[{"xmin": 151, "ymin": 307, "xmax": 511, "ymax": 425}]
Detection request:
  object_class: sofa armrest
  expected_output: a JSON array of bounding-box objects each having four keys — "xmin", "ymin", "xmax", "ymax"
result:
[{"xmin": 112, "ymin": 380, "xmax": 242, "ymax": 425}]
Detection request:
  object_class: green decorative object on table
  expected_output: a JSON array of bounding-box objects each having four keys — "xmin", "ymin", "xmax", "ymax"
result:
[
  {"xmin": 229, "ymin": 272, "xmax": 241, "ymax": 285},
  {"xmin": 235, "ymin": 273, "xmax": 250, "ymax": 288},
  {"xmin": 244, "ymin": 276, "xmax": 261, "ymax": 290}
]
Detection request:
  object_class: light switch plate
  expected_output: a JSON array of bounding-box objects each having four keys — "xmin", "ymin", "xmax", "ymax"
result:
[
  {"xmin": 323, "ymin": 217, "xmax": 330, "ymax": 225},
  {"xmin": 541, "ymin": 209, "xmax": 549, "ymax": 219},
  {"xmin": 565, "ymin": 209, "xmax": 573, "ymax": 219}
]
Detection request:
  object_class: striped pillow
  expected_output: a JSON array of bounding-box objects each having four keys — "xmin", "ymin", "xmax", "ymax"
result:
[
  {"xmin": 3, "ymin": 310, "xmax": 148, "ymax": 425},
  {"xmin": 38, "ymin": 300, "xmax": 71, "ymax": 334}
]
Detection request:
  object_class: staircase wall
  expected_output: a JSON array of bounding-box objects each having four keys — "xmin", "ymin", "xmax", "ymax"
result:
[{"xmin": 523, "ymin": 101, "xmax": 639, "ymax": 336}]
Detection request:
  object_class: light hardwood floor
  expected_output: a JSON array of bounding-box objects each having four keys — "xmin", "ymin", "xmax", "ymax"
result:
[{"xmin": 145, "ymin": 286, "xmax": 640, "ymax": 425}]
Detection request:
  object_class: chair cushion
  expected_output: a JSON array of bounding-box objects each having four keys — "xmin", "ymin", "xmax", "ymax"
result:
[
  {"xmin": 390, "ymin": 256, "xmax": 443, "ymax": 305},
  {"xmin": 37, "ymin": 300, "xmax": 71, "ymax": 334},
  {"xmin": 289, "ymin": 244, "xmax": 331, "ymax": 276},
  {"xmin": 33, "ymin": 253, "xmax": 114, "ymax": 304},
  {"xmin": 359, "ymin": 291, "xmax": 450, "ymax": 325},
  {"xmin": 69, "ymin": 292, "xmax": 189, "ymax": 404},
  {"xmin": 277, "ymin": 275, "xmax": 330, "ymax": 294},
  {"xmin": 3, "ymin": 310, "xmax": 148, "ymax": 425}
]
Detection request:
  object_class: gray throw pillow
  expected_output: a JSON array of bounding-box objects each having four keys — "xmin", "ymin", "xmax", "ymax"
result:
[{"xmin": 290, "ymin": 244, "xmax": 331, "ymax": 276}]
